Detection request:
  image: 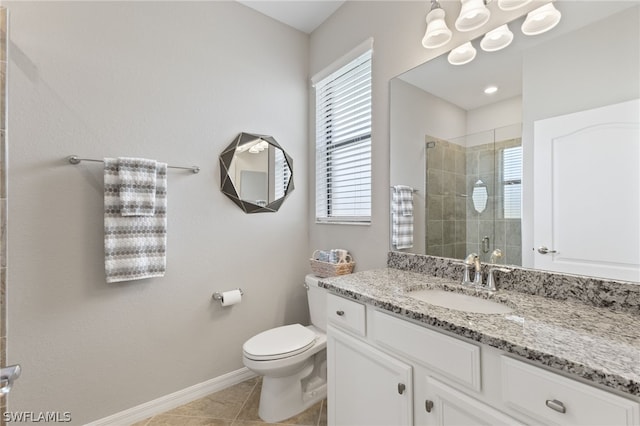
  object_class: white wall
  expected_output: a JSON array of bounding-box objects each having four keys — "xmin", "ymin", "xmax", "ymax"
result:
[
  {"xmin": 6, "ymin": 2, "xmax": 309, "ymax": 423},
  {"xmin": 389, "ymin": 78, "xmax": 467, "ymax": 254},
  {"xmin": 466, "ymin": 96, "xmax": 522, "ymax": 142}
]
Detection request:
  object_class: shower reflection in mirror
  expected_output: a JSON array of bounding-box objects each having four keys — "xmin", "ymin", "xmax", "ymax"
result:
[{"xmin": 424, "ymin": 125, "xmax": 522, "ymax": 265}]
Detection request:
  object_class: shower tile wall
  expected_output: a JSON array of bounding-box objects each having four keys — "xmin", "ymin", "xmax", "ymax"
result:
[
  {"xmin": 0, "ymin": 7, "xmax": 6, "ymax": 424},
  {"xmin": 425, "ymin": 137, "xmax": 467, "ymax": 259},
  {"xmin": 426, "ymin": 135, "xmax": 522, "ymax": 266}
]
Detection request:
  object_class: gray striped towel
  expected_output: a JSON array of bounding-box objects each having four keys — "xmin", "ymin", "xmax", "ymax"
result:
[
  {"xmin": 118, "ymin": 157, "xmax": 158, "ymax": 216},
  {"xmin": 392, "ymin": 185, "xmax": 414, "ymax": 250},
  {"xmin": 104, "ymin": 158, "xmax": 167, "ymax": 283}
]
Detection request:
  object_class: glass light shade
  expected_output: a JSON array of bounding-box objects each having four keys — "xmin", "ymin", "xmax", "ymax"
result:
[
  {"xmin": 455, "ymin": 0, "xmax": 491, "ymax": 32},
  {"xmin": 521, "ymin": 2, "xmax": 561, "ymax": 36},
  {"xmin": 448, "ymin": 42, "xmax": 477, "ymax": 65},
  {"xmin": 480, "ymin": 24, "xmax": 514, "ymax": 51},
  {"xmin": 422, "ymin": 8, "xmax": 453, "ymax": 49},
  {"xmin": 497, "ymin": 0, "xmax": 532, "ymax": 11}
]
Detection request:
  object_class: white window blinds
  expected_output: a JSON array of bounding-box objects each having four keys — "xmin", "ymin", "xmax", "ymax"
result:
[
  {"xmin": 502, "ymin": 146, "xmax": 522, "ymax": 219},
  {"xmin": 314, "ymin": 48, "xmax": 372, "ymax": 224},
  {"xmin": 273, "ymin": 148, "xmax": 289, "ymax": 201}
]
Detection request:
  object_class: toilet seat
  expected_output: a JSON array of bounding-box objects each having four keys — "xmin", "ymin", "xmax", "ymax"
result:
[{"xmin": 243, "ymin": 324, "xmax": 316, "ymax": 361}]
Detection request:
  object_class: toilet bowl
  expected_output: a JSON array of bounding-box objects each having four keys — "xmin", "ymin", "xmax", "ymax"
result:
[{"xmin": 242, "ymin": 275, "xmax": 327, "ymax": 423}]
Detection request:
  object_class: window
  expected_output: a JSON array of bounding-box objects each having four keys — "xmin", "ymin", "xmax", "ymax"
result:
[
  {"xmin": 273, "ymin": 148, "xmax": 290, "ymax": 201},
  {"xmin": 314, "ymin": 44, "xmax": 372, "ymax": 224},
  {"xmin": 502, "ymin": 146, "xmax": 522, "ymax": 219}
]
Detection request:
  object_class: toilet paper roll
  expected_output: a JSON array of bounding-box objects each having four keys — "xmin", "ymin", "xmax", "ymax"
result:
[{"xmin": 220, "ymin": 289, "xmax": 242, "ymax": 307}]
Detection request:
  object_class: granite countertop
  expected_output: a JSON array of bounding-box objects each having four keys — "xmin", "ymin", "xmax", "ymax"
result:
[{"xmin": 320, "ymin": 268, "xmax": 640, "ymax": 397}]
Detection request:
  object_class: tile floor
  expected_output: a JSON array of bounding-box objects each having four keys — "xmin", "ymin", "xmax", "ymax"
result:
[{"xmin": 132, "ymin": 377, "xmax": 327, "ymax": 426}]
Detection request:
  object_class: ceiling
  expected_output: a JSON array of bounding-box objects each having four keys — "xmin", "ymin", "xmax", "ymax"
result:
[{"xmin": 236, "ymin": 1, "xmax": 345, "ymax": 34}]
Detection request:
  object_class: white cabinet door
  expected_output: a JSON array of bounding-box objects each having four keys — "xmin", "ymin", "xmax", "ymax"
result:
[
  {"xmin": 328, "ymin": 325, "xmax": 413, "ymax": 426},
  {"xmin": 422, "ymin": 377, "xmax": 524, "ymax": 426},
  {"xmin": 533, "ymin": 98, "xmax": 640, "ymax": 281}
]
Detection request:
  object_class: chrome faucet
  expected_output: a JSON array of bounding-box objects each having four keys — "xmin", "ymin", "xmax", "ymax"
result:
[
  {"xmin": 462, "ymin": 253, "xmax": 482, "ymax": 286},
  {"xmin": 486, "ymin": 267, "xmax": 512, "ymax": 291},
  {"xmin": 473, "ymin": 255, "xmax": 482, "ymax": 286}
]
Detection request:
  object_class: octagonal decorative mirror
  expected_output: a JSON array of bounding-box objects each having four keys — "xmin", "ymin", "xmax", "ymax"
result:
[{"xmin": 219, "ymin": 132, "xmax": 294, "ymax": 213}]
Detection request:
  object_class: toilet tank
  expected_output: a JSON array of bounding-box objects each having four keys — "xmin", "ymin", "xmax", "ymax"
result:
[{"xmin": 305, "ymin": 274, "xmax": 327, "ymax": 332}]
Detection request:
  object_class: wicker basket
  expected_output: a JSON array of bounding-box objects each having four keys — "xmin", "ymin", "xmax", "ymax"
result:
[{"xmin": 309, "ymin": 250, "xmax": 355, "ymax": 278}]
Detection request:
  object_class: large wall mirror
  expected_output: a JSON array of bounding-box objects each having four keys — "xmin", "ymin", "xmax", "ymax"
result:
[
  {"xmin": 390, "ymin": 1, "xmax": 640, "ymax": 281},
  {"xmin": 220, "ymin": 132, "xmax": 294, "ymax": 213}
]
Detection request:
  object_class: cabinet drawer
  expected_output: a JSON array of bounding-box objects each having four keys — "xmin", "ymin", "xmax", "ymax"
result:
[
  {"xmin": 502, "ymin": 357, "xmax": 640, "ymax": 425},
  {"xmin": 371, "ymin": 310, "xmax": 481, "ymax": 391},
  {"xmin": 327, "ymin": 293, "xmax": 366, "ymax": 337}
]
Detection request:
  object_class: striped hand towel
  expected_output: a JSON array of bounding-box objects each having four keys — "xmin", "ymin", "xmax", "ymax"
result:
[
  {"xmin": 392, "ymin": 185, "xmax": 414, "ymax": 250},
  {"xmin": 118, "ymin": 157, "xmax": 158, "ymax": 216},
  {"xmin": 104, "ymin": 158, "xmax": 167, "ymax": 283}
]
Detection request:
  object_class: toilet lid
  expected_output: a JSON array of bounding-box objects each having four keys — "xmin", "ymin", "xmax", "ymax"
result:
[{"xmin": 243, "ymin": 324, "xmax": 316, "ymax": 361}]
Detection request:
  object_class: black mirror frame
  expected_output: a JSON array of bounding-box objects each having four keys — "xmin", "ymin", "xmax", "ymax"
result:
[{"xmin": 219, "ymin": 132, "xmax": 294, "ymax": 213}]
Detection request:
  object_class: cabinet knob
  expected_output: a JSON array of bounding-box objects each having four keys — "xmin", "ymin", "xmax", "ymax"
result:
[
  {"xmin": 425, "ymin": 400, "xmax": 434, "ymax": 413},
  {"xmin": 397, "ymin": 383, "xmax": 405, "ymax": 394},
  {"xmin": 545, "ymin": 399, "xmax": 566, "ymax": 414},
  {"xmin": 336, "ymin": 310, "xmax": 345, "ymax": 316}
]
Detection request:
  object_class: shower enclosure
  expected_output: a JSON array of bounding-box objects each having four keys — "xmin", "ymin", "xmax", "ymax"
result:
[{"xmin": 424, "ymin": 124, "xmax": 522, "ymax": 265}]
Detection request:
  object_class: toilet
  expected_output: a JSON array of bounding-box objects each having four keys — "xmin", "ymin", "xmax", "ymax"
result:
[{"xmin": 242, "ymin": 275, "xmax": 328, "ymax": 423}]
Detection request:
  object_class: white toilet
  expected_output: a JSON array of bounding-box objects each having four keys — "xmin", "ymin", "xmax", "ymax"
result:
[{"xmin": 242, "ymin": 274, "xmax": 328, "ymax": 423}]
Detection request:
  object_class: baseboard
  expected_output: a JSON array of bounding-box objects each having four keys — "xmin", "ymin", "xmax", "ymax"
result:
[{"xmin": 85, "ymin": 367, "xmax": 257, "ymax": 426}]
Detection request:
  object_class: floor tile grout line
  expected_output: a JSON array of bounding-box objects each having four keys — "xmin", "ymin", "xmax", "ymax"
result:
[
  {"xmin": 316, "ymin": 400, "xmax": 323, "ymax": 426},
  {"xmin": 232, "ymin": 377, "xmax": 260, "ymax": 425}
]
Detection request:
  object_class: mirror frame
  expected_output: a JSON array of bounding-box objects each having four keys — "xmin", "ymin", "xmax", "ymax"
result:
[{"xmin": 219, "ymin": 132, "xmax": 294, "ymax": 213}]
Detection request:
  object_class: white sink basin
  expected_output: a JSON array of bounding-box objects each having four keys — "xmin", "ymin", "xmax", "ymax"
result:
[{"xmin": 408, "ymin": 289, "xmax": 513, "ymax": 314}]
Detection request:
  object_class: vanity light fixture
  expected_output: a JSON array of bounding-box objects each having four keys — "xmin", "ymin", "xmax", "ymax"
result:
[
  {"xmin": 521, "ymin": 2, "xmax": 562, "ymax": 35},
  {"xmin": 248, "ymin": 140, "xmax": 269, "ymax": 154},
  {"xmin": 448, "ymin": 42, "xmax": 477, "ymax": 65},
  {"xmin": 497, "ymin": 0, "xmax": 532, "ymax": 11},
  {"xmin": 455, "ymin": 0, "xmax": 491, "ymax": 32},
  {"xmin": 425, "ymin": 0, "xmax": 561, "ymax": 65},
  {"xmin": 422, "ymin": 0, "xmax": 453, "ymax": 49},
  {"xmin": 480, "ymin": 24, "xmax": 513, "ymax": 51}
]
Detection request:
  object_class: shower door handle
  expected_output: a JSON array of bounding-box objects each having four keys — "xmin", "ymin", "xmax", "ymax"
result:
[
  {"xmin": 0, "ymin": 364, "xmax": 21, "ymax": 395},
  {"xmin": 481, "ymin": 236, "xmax": 490, "ymax": 253}
]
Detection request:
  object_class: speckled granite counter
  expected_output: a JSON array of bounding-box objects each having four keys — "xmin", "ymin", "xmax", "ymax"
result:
[{"xmin": 319, "ymin": 267, "xmax": 640, "ymax": 397}]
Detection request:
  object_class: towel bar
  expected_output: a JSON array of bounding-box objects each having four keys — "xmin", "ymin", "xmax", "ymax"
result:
[{"xmin": 67, "ymin": 155, "xmax": 200, "ymax": 174}]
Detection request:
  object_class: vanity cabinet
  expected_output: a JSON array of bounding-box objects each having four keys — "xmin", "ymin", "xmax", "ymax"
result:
[
  {"xmin": 502, "ymin": 357, "xmax": 640, "ymax": 425},
  {"xmin": 327, "ymin": 326, "xmax": 413, "ymax": 426},
  {"xmin": 423, "ymin": 376, "xmax": 524, "ymax": 426},
  {"xmin": 326, "ymin": 293, "xmax": 640, "ymax": 426},
  {"xmin": 327, "ymin": 294, "xmax": 412, "ymax": 426}
]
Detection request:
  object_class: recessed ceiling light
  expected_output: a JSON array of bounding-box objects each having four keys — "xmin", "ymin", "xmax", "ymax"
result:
[{"xmin": 484, "ymin": 85, "xmax": 498, "ymax": 94}]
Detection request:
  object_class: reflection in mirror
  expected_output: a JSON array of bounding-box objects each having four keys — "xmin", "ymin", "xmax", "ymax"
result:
[
  {"xmin": 219, "ymin": 132, "xmax": 293, "ymax": 213},
  {"xmin": 390, "ymin": 1, "xmax": 639, "ymax": 281},
  {"xmin": 471, "ymin": 180, "xmax": 487, "ymax": 214},
  {"xmin": 422, "ymin": 126, "xmax": 522, "ymax": 265}
]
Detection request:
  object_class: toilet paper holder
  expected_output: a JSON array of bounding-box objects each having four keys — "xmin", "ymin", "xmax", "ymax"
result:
[{"xmin": 212, "ymin": 288, "xmax": 244, "ymax": 301}]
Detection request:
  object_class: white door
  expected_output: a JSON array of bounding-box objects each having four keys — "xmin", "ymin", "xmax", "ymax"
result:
[
  {"xmin": 327, "ymin": 325, "xmax": 413, "ymax": 426},
  {"xmin": 533, "ymin": 99, "xmax": 640, "ymax": 281}
]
